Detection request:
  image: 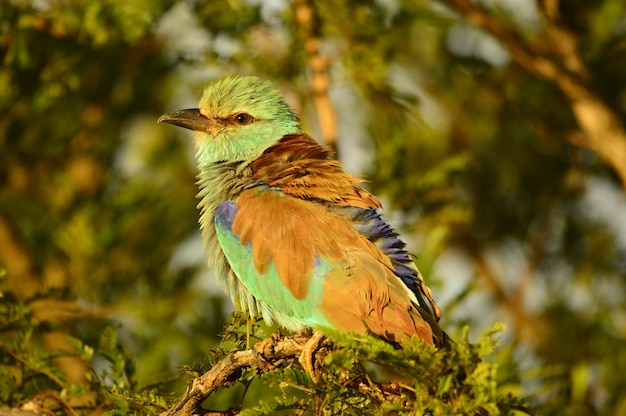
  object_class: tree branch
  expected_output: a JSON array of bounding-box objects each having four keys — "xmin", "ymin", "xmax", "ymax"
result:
[
  {"xmin": 466, "ymin": 243, "xmax": 545, "ymax": 345},
  {"xmin": 439, "ymin": 0, "xmax": 626, "ymax": 187},
  {"xmin": 294, "ymin": 0, "xmax": 338, "ymax": 156},
  {"xmin": 160, "ymin": 334, "xmax": 312, "ymax": 416}
]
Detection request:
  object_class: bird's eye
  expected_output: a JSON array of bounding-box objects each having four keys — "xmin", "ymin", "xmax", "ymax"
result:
[{"xmin": 234, "ymin": 113, "xmax": 254, "ymax": 124}]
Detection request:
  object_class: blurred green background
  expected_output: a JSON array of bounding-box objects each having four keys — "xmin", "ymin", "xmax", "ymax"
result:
[{"xmin": 1, "ymin": 0, "xmax": 625, "ymax": 414}]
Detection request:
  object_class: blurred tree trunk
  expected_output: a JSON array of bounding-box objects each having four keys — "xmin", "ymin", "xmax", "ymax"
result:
[{"xmin": 294, "ymin": 0, "xmax": 338, "ymax": 156}]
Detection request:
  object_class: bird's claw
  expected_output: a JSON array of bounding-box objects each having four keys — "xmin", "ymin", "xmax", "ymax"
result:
[
  {"xmin": 254, "ymin": 333, "xmax": 281, "ymax": 356},
  {"xmin": 296, "ymin": 332, "xmax": 329, "ymax": 383}
]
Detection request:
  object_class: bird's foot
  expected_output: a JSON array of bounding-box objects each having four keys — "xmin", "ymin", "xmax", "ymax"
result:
[
  {"xmin": 254, "ymin": 333, "xmax": 282, "ymax": 356},
  {"xmin": 252, "ymin": 334, "xmax": 283, "ymax": 372},
  {"xmin": 296, "ymin": 331, "xmax": 329, "ymax": 383}
]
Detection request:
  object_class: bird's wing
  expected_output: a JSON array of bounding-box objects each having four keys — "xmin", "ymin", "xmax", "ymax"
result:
[
  {"xmin": 251, "ymin": 133, "xmax": 442, "ymax": 324},
  {"xmin": 214, "ymin": 188, "xmax": 444, "ymax": 345}
]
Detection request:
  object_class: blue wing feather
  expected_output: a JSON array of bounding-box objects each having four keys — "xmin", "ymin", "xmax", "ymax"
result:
[{"xmin": 343, "ymin": 207, "xmax": 439, "ymax": 320}]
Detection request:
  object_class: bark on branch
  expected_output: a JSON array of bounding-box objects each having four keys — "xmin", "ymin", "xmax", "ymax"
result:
[{"xmin": 160, "ymin": 334, "xmax": 312, "ymax": 416}]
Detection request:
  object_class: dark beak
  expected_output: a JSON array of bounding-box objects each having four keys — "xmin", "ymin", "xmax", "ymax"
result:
[{"xmin": 158, "ymin": 108, "xmax": 211, "ymax": 132}]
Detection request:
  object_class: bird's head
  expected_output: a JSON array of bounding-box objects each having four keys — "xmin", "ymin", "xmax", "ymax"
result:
[{"xmin": 158, "ymin": 76, "xmax": 302, "ymax": 166}]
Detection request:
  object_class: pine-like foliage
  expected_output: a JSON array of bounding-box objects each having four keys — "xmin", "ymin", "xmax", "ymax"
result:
[
  {"xmin": 0, "ymin": 292, "xmax": 177, "ymax": 415},
  {"xmin": 1, "ymin": 297, "xmax": 532, "ymax": 415},
  {"xmin": 162, "ymin": 313, "xmax": 534, "ymax": 415}
]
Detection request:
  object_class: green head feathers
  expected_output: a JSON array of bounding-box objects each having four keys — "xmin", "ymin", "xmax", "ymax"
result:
[{"xmin": 159, "ymin": 76, "xmax": 302, "ymax": 165}]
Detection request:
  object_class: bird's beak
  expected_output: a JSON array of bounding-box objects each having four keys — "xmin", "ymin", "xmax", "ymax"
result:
[{"xmin": 158, "ymin": 108, "xmax": 211, "ymax": 132}]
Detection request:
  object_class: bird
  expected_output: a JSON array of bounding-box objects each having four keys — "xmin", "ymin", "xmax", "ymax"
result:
[{"xmin": 158, "ymin": 76, "xmax": 446, "ymax": 362}]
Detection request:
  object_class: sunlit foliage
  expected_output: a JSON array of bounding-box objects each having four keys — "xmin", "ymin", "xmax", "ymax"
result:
[{"xmin": 1, "ymin": 0, "xmax": 624, "ymax": 414}]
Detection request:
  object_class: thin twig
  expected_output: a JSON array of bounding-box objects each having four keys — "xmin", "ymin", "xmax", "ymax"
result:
[{"xmin": 0, "ymin": 341, "xmax": 67, "ymax": 388}]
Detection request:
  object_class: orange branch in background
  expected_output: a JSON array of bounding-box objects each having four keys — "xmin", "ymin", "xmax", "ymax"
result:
[{"xmin": 294, "ymin": 0, "xmax": 338, "ymax": 156}]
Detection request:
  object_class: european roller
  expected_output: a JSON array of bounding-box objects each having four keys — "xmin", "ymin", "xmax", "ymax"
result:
[{"xmin": 159, "ymin": 76, "xmax": 446, "ymax": 362}]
